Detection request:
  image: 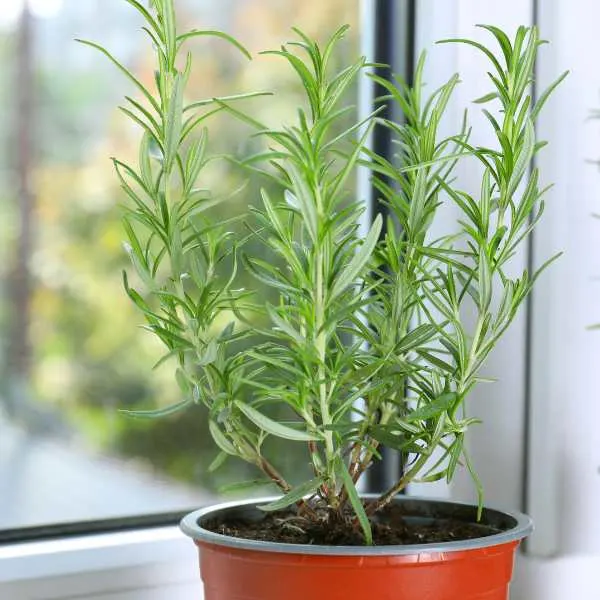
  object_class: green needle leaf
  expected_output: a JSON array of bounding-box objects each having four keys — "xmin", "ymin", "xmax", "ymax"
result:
[
  {"xmin": 176, "ymin": 30, "xmax": 252, "ymax": 60},
  {"xmin": 266, "ymin": 305, "xmax": 305, "ymax": 345},
  {"xmin": 235, "ymin": 401, "xmax": 321, "ymax": 442},
  {"xmin": 120, "ymin": 397, "xmax": 192, "ymax": 419},
  {"xmin": 208, "ymin": 451, "xmax": 229, "ymax": 473},
  {"xmin": 76, "ymin": 39, "xmax": 160, "ymax": 114},
  {"xmin": 208, "ymin": 421, "xmax": 237, "ymax": 455},
  {"xmin": 406, "ymin": 393, "xmax": 457, "ymax": 423},
  {"xmin": 330, "ymin": 214, "xmax": 382, "ymax": 301},
  {"xmin": 336, "ymin": 458, "xmax": 373, "ymax": 545},
  {"xmin": 258, "ymin": 478, "xmax": 323, "ymax": 512},
  {"xmin": 163, "ymin": 73, "xmax": 185, "ymax": 172}
]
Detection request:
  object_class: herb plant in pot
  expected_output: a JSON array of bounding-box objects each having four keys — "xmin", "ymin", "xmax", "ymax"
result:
[{"xmin": 83, "ymin": 1, "xmax": 566, "ymax": 598}]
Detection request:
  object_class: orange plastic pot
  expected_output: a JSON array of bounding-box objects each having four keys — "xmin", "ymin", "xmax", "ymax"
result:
[{"xmin": 180, "ymin": 496, "xmax": 532, "ymax": 600}]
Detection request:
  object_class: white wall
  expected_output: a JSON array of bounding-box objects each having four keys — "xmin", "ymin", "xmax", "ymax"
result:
[
  {"xmin": 411, "ymin": 0, "xmax": 532, "ymax": 513},
  {"xmin": 416, "ymin": 0, "xmax": 600, "ymax": 597},
  {"xmin": 533, "ymin": 0, "xmax": 600, "ymax": 557}
]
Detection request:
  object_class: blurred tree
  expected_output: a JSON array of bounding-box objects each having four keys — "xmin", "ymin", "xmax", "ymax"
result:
[{"xmin": 4, "ymin": 5, "xmax": 35, "ymax": 405}]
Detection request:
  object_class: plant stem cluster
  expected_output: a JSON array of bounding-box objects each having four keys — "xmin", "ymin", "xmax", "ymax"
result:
[{"xmin": 85, "ymin": 0, "xmax": 566, "ymax": 544}]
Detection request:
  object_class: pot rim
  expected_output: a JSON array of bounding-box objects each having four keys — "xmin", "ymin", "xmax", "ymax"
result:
[{"xmin": 180, "ymin": 494, "xmax": 533, "ymax": 556}]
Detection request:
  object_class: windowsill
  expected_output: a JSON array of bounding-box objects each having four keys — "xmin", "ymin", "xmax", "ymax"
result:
[{"xmin": 0, "ymin": 526, "xmax": 199, "ymax": 594}]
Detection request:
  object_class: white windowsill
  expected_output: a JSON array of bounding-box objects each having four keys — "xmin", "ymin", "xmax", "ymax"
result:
[
  {"xmin": 0, "ymin": 527, "xmax": 201, "ymax": 600},
  {"xmin": 0, "ymin": 527, "xmax": 193, "ymax": 583}
]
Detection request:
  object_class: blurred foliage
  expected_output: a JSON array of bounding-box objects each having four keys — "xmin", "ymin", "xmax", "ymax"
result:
[{"xmin": 0, "ymin": 0, "xmax": 358, "ymax": 492}]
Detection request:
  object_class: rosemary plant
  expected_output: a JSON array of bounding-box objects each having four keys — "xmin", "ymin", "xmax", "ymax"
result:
[{"xmin": 82, "ymin": 0, "xmax": 565, "ymax": 545}]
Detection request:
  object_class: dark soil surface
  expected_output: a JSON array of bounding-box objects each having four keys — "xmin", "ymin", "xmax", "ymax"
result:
[{"xmin": 203, "ymin": 501, "xmax": 501, "ymax": 546}]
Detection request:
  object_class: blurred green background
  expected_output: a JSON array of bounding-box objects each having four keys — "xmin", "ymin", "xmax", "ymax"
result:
[{"xmin": 0, "ymin": 0, "xmax": 359, "ymax": 526}]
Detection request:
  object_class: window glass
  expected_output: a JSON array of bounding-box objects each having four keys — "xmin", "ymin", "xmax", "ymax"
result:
[{"xmin": 0, "ymin": 0, "xmax": 359, "ymax": 530}]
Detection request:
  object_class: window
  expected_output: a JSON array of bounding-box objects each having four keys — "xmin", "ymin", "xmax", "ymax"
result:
[{"xmin": 0, "ymin": 0, "xmax": 359, "ymax": 534}]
